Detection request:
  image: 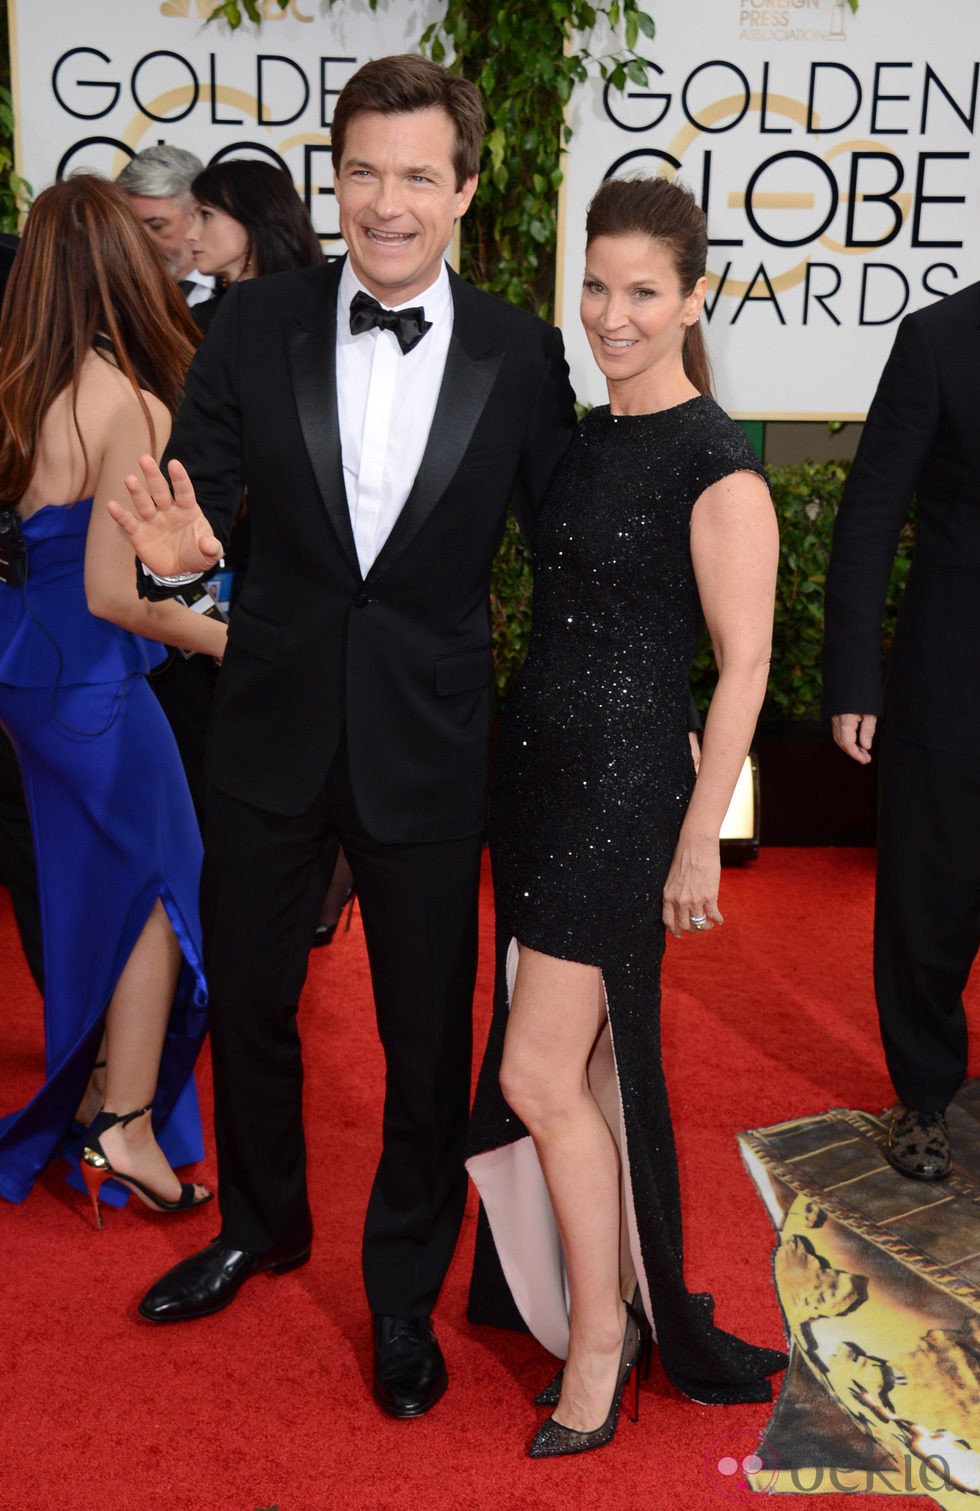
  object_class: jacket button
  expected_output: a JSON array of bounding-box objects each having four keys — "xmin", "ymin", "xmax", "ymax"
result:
[{"xmin": 353, "ymin": 592, "xmax": 370, "ymax": 608}]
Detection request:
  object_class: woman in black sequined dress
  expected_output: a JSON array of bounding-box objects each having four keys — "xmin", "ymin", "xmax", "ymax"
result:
[{"xmin": 466, "ymin": 177, "xmax": 785, "ymax": 1457}]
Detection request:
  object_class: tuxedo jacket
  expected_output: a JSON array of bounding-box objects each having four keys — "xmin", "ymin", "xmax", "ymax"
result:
[
  {"xmin": 165, "ymin": 258, "xmax": 576, "ymax": 839},
  {"xmin": 822, "ymin": 280, "xmax": 980, "ymax": 755}
]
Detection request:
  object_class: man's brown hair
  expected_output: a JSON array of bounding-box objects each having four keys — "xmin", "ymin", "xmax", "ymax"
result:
[{"xmin": 331, "ymin": 54, "xmax": 485, "ymax": 190}]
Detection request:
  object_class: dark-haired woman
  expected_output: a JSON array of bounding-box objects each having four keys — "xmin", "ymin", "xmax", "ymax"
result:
[
  {"xmin": 186, "ymin": 159, "xmax": 322, "ymax": 330},
  {"xmin": 467, "ymin": 175, "xmax": 785, "ymax": 1456},
  {"xmin": 0, "ymin": 174, "xmax": 226, "ymax": 1219}
]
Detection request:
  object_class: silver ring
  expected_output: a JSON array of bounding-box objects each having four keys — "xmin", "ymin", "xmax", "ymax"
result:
[{"xmin": 689, "ymin": 913, "xmax": 708, "ymax": 930}]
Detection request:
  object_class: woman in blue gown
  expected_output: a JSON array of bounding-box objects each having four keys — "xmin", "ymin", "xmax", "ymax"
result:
[{"xmin": 0, "ymin": 174, "xmax": 228, "ymax": 1219}]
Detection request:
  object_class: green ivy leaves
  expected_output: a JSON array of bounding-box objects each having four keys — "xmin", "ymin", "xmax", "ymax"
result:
[
  {"xmin": 207, "ymin": 0, "xmax": 292, "ymax": 23},
  {"xmin": 422, "ymin": 1, "xmax": 656, "ymax": 317},
  {"xmin": 0, "ymin": 85, "xmax": 30, "ymax": 231}
]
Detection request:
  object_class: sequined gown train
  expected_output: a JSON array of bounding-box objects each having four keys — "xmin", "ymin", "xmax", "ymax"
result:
[
  {"xmin": 466, "ymin": 398, "xmax": 786, "ymax": 1401},
  {"xmin": 0, "ymin": 500, "xmax": 208, "ymax": 1206}
]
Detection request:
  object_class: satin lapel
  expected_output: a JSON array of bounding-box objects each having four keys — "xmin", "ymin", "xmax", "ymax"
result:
[
  {"xmin": 367, "ymin": 279, "xmax": 503, "ymax": 582},
  {"xmin": 285, "ymin": 261, "xmax": 359, "ymax": 573}
]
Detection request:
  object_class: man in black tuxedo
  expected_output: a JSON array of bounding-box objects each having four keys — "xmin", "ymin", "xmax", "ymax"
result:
[
  {"xmin": 823, "ymin": 280, "xmax": 980, "ymax": 1182},
  {"xmin": 111, "ymin": 55, "xmax": 576, "ymax": 1415}
]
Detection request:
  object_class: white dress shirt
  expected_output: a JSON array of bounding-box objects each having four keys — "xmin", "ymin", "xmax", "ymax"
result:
[
  {"xmin": 180, "ymin": 267, "xmax": 216, "ymax": 307},
  {"xmin": 337, "ymin": 259, "xmax": 452, "ymax": 577},
  {"xmin": 146, "ymin": 261, "xmax": 452, "ymax": 592}
]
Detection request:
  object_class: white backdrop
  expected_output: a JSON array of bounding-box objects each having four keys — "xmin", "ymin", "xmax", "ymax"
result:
[
  {"xmin": 558, "ymin": 0, "xmax": 980, "ymax": 417},
  {"xmin": 10, "ymin": 0, "xmax": 980, "ymax": 417},
  {"xmin": 9, "ymin": 0, "xmax": 442, "ymax": 251}
]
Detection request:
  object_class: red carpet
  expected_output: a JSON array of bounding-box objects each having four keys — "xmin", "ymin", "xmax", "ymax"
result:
[{"xmin": 2, "ymin": 847, "xmax": 978, "ymax": 1511}]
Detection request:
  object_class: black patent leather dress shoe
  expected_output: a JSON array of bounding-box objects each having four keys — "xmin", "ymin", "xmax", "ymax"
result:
[
  {"xmin": 138, "ymin": 1234, "xmax": 312, "ymax": 1323},
  {"xmin": 884, "ymin": 1105, "xmax": 951, "ymax": 1182},
  {"xmin": 372, "ymin": 1314, "xmax": 448, "ymax": 1418}
]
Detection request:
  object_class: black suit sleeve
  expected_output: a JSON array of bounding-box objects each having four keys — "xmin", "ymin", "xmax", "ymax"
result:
[
  {"xmin": 163, "ymin": 286, "xmax": 248, "ymax": 550},
  {"xmin": 822, "ymin": 313, "xmax": 939, "ymax": 720},
  {"xmin": 508, "ymin": 324, "xmax": 577, "ymax": 548}
]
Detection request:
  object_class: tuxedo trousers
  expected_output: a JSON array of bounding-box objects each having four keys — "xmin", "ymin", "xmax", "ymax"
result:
[
  {"xmin": 874, "ymin": 731, "xmax": 980, "ymax": 1110},
  {"xmin": 202, "ymin": 738, "xmax": 482, "ymax": 1317}
]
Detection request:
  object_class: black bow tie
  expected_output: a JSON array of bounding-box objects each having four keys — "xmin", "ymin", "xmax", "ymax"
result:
[{"xmin": 349, "ymin": 290, "xmax": 431, "ymax": 354}]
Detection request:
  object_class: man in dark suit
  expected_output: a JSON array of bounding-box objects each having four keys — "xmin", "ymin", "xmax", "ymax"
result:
[
  {"xmin": 115, "ymin": 145, "xmax": 215, "ymax": 310},
  {"xmin": 823, "ymin": 280, "xmax": 980, "ymax": 1183},
  {"xmin": 110, "ymin": 55, "xmax": 576, "ymax": 1415}
]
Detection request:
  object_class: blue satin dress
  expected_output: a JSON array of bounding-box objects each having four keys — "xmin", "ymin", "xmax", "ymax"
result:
[{"xmin": 0, "ymin": 499, "xmax": 208, "ymax": 1206}]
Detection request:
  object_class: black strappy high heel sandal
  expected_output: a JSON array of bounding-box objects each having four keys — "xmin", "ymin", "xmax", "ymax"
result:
[{"xmin": 80, "ymin": 1104, "xmax": 213, "ymax": 1229}]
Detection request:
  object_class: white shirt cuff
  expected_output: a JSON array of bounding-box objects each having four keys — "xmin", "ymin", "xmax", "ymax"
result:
[{"xmin": 140, "ymin": 563, "xmax": 205, "ymax": 587}]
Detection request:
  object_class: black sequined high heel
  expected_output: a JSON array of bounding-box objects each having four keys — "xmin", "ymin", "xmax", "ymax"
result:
[
  {"xmin": 534, "ymin": 1285, "xmax": 651, "ymax": 1407},
  {"xmin": 80, "ymin": 1105, "xmax": 213, "ymax": 1229},
  {"xmin": 528, "ymin": 1302, "xmax": 649, "ymax": 1459}
]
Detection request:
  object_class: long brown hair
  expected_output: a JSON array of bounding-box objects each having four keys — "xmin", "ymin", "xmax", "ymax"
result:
[
  {"xmin": 0, "ymin": 173, "xmax": 200, "ymax": 502},
  {"xmin": 585, "ymin": 175, "xmax": 714, "ymax": 397}
]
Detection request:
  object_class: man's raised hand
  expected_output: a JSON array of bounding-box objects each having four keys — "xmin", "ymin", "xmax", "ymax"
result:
[{"xmin": 106, "ymin": 455, "xmax": 223, "ymax": 577}]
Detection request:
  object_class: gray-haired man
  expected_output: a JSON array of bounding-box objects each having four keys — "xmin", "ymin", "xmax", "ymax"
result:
[{"xmin": 116, "ymin": 144, "xmax": 214, "ymax": 308}]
